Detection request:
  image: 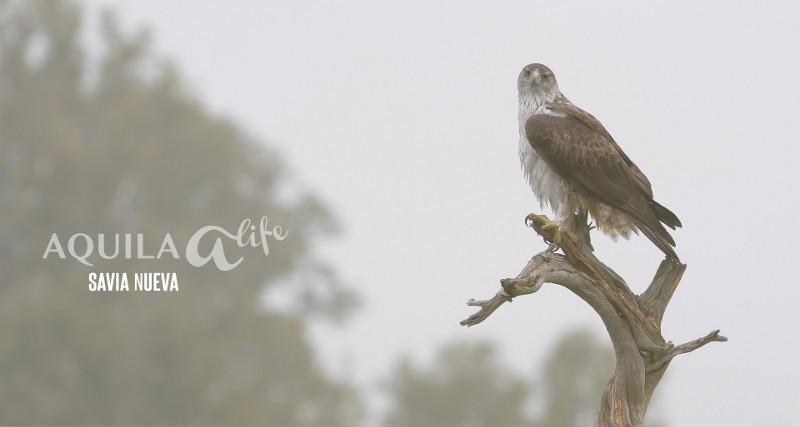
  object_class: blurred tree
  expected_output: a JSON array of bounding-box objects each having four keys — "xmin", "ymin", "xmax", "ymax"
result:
[
  {"xmin": 534, "ymin": 330, "xmax": 666, "ymax": 427},
  {"xmin": 0, "ymin": 0, "xmax": 360, "ymax": 425},
  {"xmin": 383, "ymin": 341, "xmax": 533, "ymax": 427},
  {"xmin": 383, "ymin": 331, "xmax": 667, "ymax": 427},
  {"xmin": 533, "ymin": 329, "xmax": 615, "ymax": 427}
]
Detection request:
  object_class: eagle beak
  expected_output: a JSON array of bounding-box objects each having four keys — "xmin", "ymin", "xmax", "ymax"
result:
[{"xmin": 531, "ymin": 70, "xmax": 540, "ymax": 85}]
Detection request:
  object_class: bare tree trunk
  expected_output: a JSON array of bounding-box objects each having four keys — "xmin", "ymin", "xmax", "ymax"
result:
[{"xmin": 460, "ymin": 212, "xmax": 725, "ymax": 427}]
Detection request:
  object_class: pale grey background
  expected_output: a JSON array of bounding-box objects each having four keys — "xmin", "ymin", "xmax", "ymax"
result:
[{"xmin": 86, "ymin": 1, "xmax": 800, "ymax": 425}]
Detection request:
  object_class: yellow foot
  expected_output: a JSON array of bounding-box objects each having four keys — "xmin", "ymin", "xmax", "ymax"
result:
[
  {"xmin": 524, "ymin": 213, "xmax": 550, "ymax": 229},
  {"xmin": 524, "ymin": 213, "xmax": 577, "ymax": 245},
  {"xmin": 540, "ymin": 222, "xmax": 563, "ymax": 244}
]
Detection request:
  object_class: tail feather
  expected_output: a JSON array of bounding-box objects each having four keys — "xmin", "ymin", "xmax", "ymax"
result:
[
  {"xmin": 650, "ymin": 200, "xmax": 682, "ymax": 230},
  {"xmin": 622, "ymin": 197, "xmax": 681, "ymax": 262},
  {"xmin": 637, "ymin": 221, "xmax": 680, "ymax": 262}
]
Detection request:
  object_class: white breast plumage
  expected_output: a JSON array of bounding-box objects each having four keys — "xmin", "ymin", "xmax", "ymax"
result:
[{"xmin": 518, "ymin": 95, "xmax": 563, "ymax": 211}]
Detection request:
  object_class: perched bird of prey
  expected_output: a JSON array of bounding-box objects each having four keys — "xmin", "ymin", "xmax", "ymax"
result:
[{"xmin": 517, "ymin": 63, "xmax": 681, "ymax": 261}]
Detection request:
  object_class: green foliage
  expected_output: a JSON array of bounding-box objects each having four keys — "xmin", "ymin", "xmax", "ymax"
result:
[{"xmin": 0, "ymin": 0, "xmax": 360, "ymax": 424}]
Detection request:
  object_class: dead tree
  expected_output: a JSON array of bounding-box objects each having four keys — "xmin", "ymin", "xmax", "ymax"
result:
[{"xmin": 460, "ymin": 212, "xmax": 725, "ymax": 427}]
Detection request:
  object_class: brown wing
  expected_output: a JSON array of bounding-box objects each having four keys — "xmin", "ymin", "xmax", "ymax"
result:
[{"xmin": 525, "ymin": 102, "xmax": 681, "ymax": 258}]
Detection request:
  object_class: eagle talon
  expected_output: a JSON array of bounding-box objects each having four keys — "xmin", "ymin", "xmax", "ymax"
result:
[
  {"xmin": 524, "ymin": 213, "xmax": 551, "ymax": 229},
  {"xmin": 525, "ymin": 213, "xmax": 561, "ymax": 244},
  {"xmin": 525, "ymin": 213, "xmax": 577, "ymax": 246},
  {"xmin": 539, "ymin": 222, "xmax": 562, "ymax": 244}
]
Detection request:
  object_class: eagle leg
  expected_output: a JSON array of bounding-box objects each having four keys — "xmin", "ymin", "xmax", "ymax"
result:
[
  {"xmin": 562, "ymin": 228, "xmax": 578, "ymax": 242},
  {"xmin": 525, "ymin": 213, "xmax": 577, "ymax": 245},
  {"xmin": 539, "ymin": 222, "xmax": 563, "ymax": 244}
]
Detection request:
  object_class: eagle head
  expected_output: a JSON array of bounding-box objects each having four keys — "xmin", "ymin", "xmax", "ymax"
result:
[{"xmin": 518, "ymin": 63, "xmax": 560, "ymax": 102}]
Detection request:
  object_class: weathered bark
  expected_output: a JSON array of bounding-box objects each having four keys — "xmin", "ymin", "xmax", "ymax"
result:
[{"xmin": 461, "ymin": 212, "xmax": 725, "ymax": 427}]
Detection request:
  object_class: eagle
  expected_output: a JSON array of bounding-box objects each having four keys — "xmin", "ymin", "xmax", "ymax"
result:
[{"xmin": 517, "ymin": 63, "xmax": 681, "ymax": 261}]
